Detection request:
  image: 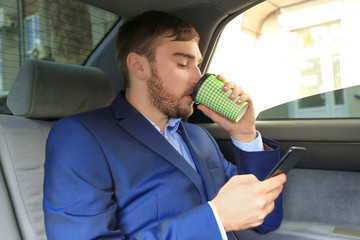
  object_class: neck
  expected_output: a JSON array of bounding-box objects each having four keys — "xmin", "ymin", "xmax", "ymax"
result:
[{"xmin": 125, "ymin": 88, "xmax": 169, "ymax": 132}]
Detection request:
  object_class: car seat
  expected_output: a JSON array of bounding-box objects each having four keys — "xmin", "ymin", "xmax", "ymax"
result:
[{"xmin": 0, "ymin": 59, "xmax": 115, "ymax": 240}]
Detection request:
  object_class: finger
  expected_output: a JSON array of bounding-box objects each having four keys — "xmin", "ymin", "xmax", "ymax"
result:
[
  {"xmin": 229, "ymin": 87, "xmax": 245, "ymax": 100},
  {"xmin": 216, "ymin": 74, "xmax": 227, "ymax": 83},
  {"xmin": 264, "ymin": 176, "xmax": 286, "ymax": 201},
  {"xmin": 271, "ymin": 169, "xmax": 283, "ymax": 178},
  {"xmin": 270, "ymin": 183, "xmax": 284, "ymax": 200},
  {"xmin": 235, "ymin": 92, "xmax": 251, "ymax": 104},
  {"xmin": 245, "ymin": 220, "xmax": 264, "ymax": 229},
  {"xmin": 222, "ymin": 81, "xmax": 237, "ymax": 92},
  {"xmin": 261, "ymin": 174, "xmax": 286, "ymax": 194},
  {"xmin": 264, "ymin": 173, "xmax": 287, "ymax": 186},
  {"xmin": 275, "ymin": 173, "xmax": 287, "ymax": 184},
  {"xmin": 264, "ymin": 200, "xmax": 275, "ymax": 216}
]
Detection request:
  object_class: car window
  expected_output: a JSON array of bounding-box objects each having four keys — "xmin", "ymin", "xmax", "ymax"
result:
[
  {"xmin": 0, "ymin": 0, "xmax": 119, "ymax": 114},
  {"xmin": 208, "ymin": 0, "xmax": 360, "ymax": 119}
]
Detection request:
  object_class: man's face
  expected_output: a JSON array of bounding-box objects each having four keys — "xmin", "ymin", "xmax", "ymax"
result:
[{"xmin": 147, "ymin": 37, "xmax": 203, "ymax": 119}]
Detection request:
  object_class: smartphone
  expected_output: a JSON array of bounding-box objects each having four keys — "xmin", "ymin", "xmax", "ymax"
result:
[{"xmin": 265, "ymin": 146, "xmax": 307, "ymax": 179}]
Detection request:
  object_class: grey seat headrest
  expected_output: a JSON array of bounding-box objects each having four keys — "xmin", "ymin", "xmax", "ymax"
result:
[{"xmin": 7, "ymin": 59, "xmax": 115, "ymax": 119}]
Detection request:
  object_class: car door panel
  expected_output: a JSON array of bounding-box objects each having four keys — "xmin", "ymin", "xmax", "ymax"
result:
[{"xmin": 199, "ymin": 119, "xmax": 360, "ymax": 240}]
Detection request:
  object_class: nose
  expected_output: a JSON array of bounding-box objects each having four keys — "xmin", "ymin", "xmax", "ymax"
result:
[{"xmin": 191, "ymin": 65, "xmax": 202, "ymax": 85}]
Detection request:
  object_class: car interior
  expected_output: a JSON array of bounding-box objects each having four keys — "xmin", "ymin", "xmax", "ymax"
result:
[{"xmin": 0, "ymin": 0, "xmax": 359, "ymax": 239}]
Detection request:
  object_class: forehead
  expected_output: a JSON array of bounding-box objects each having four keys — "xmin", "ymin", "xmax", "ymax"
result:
[{"xmin": 155, "ymin": 37, "xmax": 202, "ymax": 63}]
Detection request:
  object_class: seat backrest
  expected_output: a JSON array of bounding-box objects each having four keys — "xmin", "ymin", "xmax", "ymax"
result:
[
  {"xmin": 0, "ymin": 59, "xmax": 115, "ymax": 240},
  {"xmin": 0, "ymin": 164, "xmax": 21, "ymax": 239}
]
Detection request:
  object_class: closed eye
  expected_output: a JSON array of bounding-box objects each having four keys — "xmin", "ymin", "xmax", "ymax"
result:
[{"xmin": 177, "ymin": 63, "xmax": 188, "ymax": 68}]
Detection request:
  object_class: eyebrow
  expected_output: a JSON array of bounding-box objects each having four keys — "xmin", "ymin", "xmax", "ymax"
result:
[{"xmin": 173, "ymin": 52, "xmax": 203, "ymax": 64}]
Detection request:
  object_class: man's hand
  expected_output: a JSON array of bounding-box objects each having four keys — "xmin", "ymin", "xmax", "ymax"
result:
[
  {"xmin": 197, "ymin": 75, "xmax": 257, "ymax": 143},
  {"xmin": 211, "ymin": 174, "xmax": 286, "ymax": 232}
]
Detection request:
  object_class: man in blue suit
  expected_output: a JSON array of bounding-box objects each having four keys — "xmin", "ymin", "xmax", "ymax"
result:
[{"xmin": 43, "ymin": 11, "xmax": 286, "ymax": 239}]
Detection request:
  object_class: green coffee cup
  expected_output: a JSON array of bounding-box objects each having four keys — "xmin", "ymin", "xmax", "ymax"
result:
[{"xmin": 192, "ymin": 74, "xmax": 248, "ymax": 122}]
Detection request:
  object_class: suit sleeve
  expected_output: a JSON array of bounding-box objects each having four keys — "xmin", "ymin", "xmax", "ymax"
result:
[
  {"xmin": 233, "ymin": 136, "xmax": 283, "ymax": 233},
  {"xmin": 43, "ymin": 117, "xmax": 124, "ymax": 239},
  {"xmin": 200, "ymin": 127, "xmax": 283, "ymax": 234},
  {"xmin": 43, "ymin": 118, "xmax": 224, "ymax": 240}
]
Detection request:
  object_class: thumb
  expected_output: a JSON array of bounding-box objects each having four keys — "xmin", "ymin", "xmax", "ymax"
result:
[{"xmin": 231, "ymin": 174, "xmax": 259, "ymax": 185}]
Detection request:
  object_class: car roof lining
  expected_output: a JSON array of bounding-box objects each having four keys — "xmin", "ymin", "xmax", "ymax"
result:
[
  {"xmin": 79, "ymin": 0, "xmax": 262, "ymax": 62},
  {"xmin": 78, "ymin": 0, "xmax": 260, "ymax": 17}
]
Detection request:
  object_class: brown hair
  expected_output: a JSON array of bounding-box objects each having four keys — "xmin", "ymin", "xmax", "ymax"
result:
[{"xmin": 116, "ymin": 11, "xmax": 200, "ymax": 88}]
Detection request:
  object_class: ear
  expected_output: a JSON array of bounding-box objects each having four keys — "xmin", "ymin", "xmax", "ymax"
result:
[{"xmin": 127, "ymin": 52, "xmax": 150, "ymax": 80}]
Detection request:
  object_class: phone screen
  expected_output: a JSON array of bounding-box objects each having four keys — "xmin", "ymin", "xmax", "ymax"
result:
[{"xmin": 265, "ymin": 146, "xmax": 307, "ymax": 179}]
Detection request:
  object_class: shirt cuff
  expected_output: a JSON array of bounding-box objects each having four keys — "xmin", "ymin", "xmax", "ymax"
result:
[
  {"xmin": 231, "ymin": 131, "xmax": 265, "ymax": 152},
  {"xmin": 208, "ymin": 201, "xmax": 228, "ymax": 240}
]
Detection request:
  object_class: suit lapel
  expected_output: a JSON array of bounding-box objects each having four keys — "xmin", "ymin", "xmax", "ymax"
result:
[
  {"xmin": 111, "ymin": 94, "xmax": 207, "ymax": 202},
  {"xmin": 178, "ymin": 123, "xmax": 218, "ymax": 201}
]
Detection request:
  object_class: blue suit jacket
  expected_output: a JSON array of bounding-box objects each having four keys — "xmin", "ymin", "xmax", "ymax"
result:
[{"xmin": 43, "ymin": 93, "xmax": 282, "ymax": 240}]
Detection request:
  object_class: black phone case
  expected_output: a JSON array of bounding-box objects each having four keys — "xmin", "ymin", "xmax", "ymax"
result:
[{"xmin": 265, "ymin": 146, "xmax": 307, "ymax": 179}]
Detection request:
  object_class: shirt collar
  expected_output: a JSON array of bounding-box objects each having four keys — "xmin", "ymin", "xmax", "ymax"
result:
[
  {"xmin": 142, "ymin": 115, "xmax": 181, "ymax": 134},
  {"xmin": 166, "ymin": 118, "xmax": 182, "ymax": 134}
]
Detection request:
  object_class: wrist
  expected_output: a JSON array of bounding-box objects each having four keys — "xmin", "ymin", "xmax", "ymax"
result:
[
  {"xmin": 210, "ymin": 200, "xmax": 232, "ymax": 232},
  {"xmin": 208, "ymin": 201, "xmax": 229, "ymax": 238},
  {"xmin": 231, "ymin": 130, "xmax": 257, "ymax": 143}
]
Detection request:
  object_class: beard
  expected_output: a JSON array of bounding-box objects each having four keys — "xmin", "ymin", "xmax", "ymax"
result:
[{"xmin": 147, "ymin": 67, "xmax": 194, "ymax": 119}]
